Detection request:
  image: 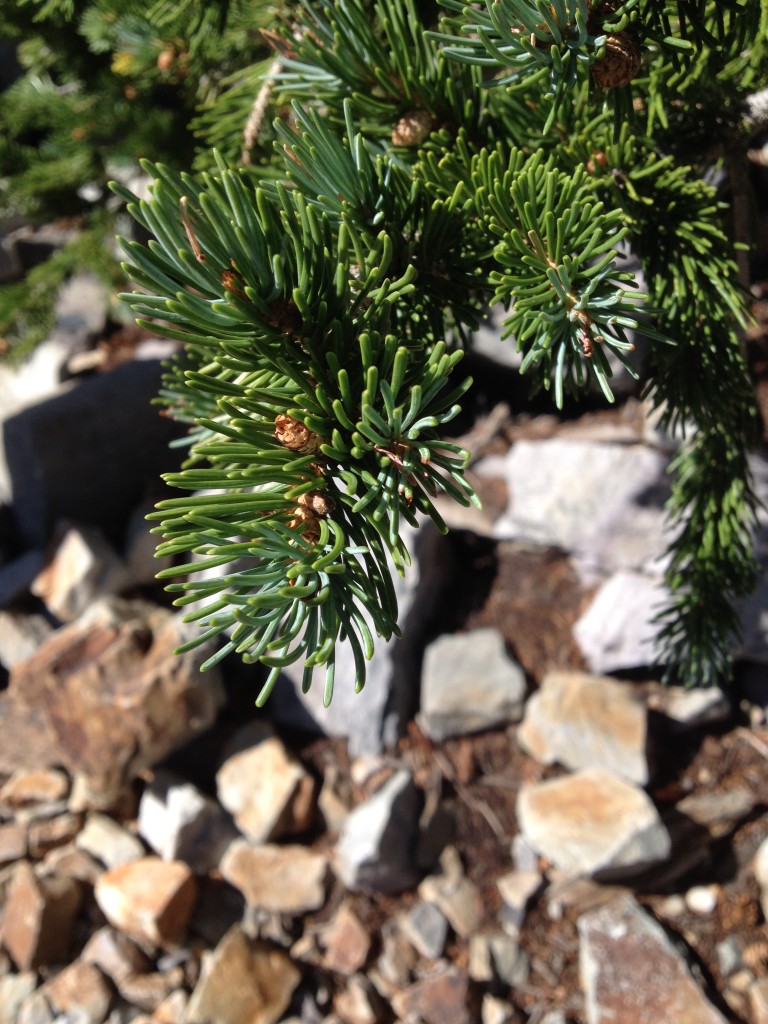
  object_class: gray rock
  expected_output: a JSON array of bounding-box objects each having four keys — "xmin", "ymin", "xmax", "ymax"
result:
[
  {"xmin": 0, "ymin": 551, "xmax": 45, "ymax": 609},
  {"xmin": 573, "ymin": 571, "xmax": 668, "ymax": 674},
  {"xmin": 0, "ymin": 973, "xmax": 37, "ymax": 1024},
  {"xmin": 270, "ymin": 519, "xmax": 450, "ymax": 756},
  {"xmin": 400, "ymin": 901, "xmax": 449, "ymax": 960},
  {"xmin": 417, "ymin": 628, "xmax": 526, "ymax": 741},
  {"xmin": 0, "ymin": 611, "xmax": 53, "ymax": 671},
  {"xmin": 754, "ymin": 834, "xmax": 768, "ymax": 920},
  {"xmin": 578, "ymin": 894, "xmax": 729, "ymax": 1023},
  {"xmin": 138, "ymin": 770, "xmax": 237, "ymax": 874},
  {"xmin": 517, "ymin": 768, "xmax": 671, "ymax": 879},
  {"xmin": 468, "ymin": 932, "xmax": 529, "ymax": 987},
  {"xmin": 475, "ymin": 438, "xmax": 671, "ymax": 578},
  {"xmin": 518, "ymin": 671, "xmax": 649, "ymax": 784},
  {"xmin": 2, "ymin": 359, "xmax": 185, "ymax": 546},
  {"xmin": 496, "ymin": 869, "xmax": 544, "ymax": 932},
  {"xmin": 646, "ymin": 684, "xmax": 731, "ymax": 729},
  {"xmin": 335, "ymin": 769, "xmax": 421, "ymax": 894}
]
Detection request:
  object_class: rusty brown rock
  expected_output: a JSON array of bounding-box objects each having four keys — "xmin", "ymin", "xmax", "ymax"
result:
[
  {"xmin": 94, "ymin": 857, "xmax": 197, "ymax": 950},
  {"xmin": 81, "ymin": 925, "xmax": 152, "ymax": 985},
  {"xmin": 1, "ymin": 861, "xmax": 81, "ymax": 970},
  {"xmin": 391, "ymin": 964, "xmax": 471, "ymax": 1024},
  {"xmin": 4, "ymin": 599, "xmax": 224, "ymax": 809},
  {"xmin": 0, "ymin": 822, "xmax": 27, "ymax": 866},
  {"xmin": 320, "ymin": 901, "xmax": 371, "ymax": 975}
]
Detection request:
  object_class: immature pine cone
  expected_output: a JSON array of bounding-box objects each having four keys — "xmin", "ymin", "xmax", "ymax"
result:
[
  {"xmin": 591, "ymin": 29, "xmax": 642, "ymax": 88},
  {"xmin": 274, "ymin": 414, "xmax": 322, "ymax": 453}
]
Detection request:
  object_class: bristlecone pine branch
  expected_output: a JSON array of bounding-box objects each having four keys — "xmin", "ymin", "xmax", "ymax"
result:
[{"xmin": 114, "ymin": 0, "xmax": 767, "ymax": 698}]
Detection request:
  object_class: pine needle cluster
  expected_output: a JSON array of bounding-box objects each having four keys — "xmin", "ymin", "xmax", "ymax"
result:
[{"xmin": 5, "ymin": 0, "xmax": 768, "ymax": 697}]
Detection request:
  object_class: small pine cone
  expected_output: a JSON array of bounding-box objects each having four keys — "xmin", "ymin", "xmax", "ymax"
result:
[
  {"xmin": 297, "ymin": 489, "xmax": 335, "ymax": 516},
  {"xmin": 392, "ymin": 109, "xmax": 434, "ymax": 148},
  {"xmin": 591, "ymin": 30, "xmax": 642, "ymax": 88},
  {"xmin": 274, "ymin": 414, "xmax": 322, "ymax": 453}
]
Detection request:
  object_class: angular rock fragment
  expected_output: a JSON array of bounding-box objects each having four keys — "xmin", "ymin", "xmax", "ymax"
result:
[
  {"xmin": 216, "ymin": 723, "xmax": 315, "ymax": 844},
  {"xmin": 43, "ymin": 960, "xmax": 113, "ymax": 1024},
  {"xmin": 400, "ymin": 900, "xmax": 449, "ymax": 960},
  {"xmin": 220, "ymin": 841, "xmax": 328, "ymax": 915},
  {"xmin": 578, "ymin": 894, "xmax": 728, "ymax": 1023},
  {"xmin": 81, "ymin": 926, "xmax": 152, "ymax": 986},
  {"xmin": 0, "ymin": 973, "xmax": 37, "ymax": 1024},
  {"xmin": 518, "ymin": 671, "xmax": 649, "ymax": 784},
  {"xmin": 391, "ymin": 964, "xmax": 471, "ymax": 1024},
  {"xmin": 1, "ymin": 862, "xmax": 81, "ymax": 970},
  {"xmin": 335, "ymin": 768, "xmax": 421, "ymax": 894},
  {"xmin": 417, "ymin": 847, "xmax": 483, "ymax": 938},
  {"xmin": 183, "ymin": 926, "xmax": 300, "ymax": 1024},
  {"xmin": 320, "ymin": 901, "xmax": 371, "ymax": 975},
  {"xmin": 76, "ymin": 812, "xmax": 146, "ymax": 868},
  {"xmin": 3, "ymin": 598, "xmax": 224, "ymax": 809},
  {"xmin": 31, "ymin": 523, "xmax": 126, "ymax": 622},
  {"xmin": 94, "ymin": 857, "xmax": 197, "ymax": 950},
  {"xmin": 517, "ymin": 768, "xmax": 671, "ymax": 878},
  {"xmin": 138, "ymin": 770, "xmax": 237, "ymax": 874},
  {"xmin": 417, "ymin": 628, "xmax": 526, "ymax": 741}
]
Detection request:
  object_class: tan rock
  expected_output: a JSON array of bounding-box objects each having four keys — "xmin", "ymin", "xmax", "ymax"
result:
[
  {"xmin": 321, "ymin": 902, "xmax": 371, "ymax": 975},
  {"xmin": 0, "ymin": 822, "xmax": 27, "ymax": 866},
  {"xmin": 417, "ymin": 847, "xmax": 483, "ymax": 938},
  {"xmin": 119, "ymin": 967, "xmax": 186, "ymax": 1011},
  {"xmin": 518, "ymin": 671, "xmax": 649, "ymax": 784},
  {"xmin": 94, "ymin": 857, "xmax": 197, "ymax": 949},
  {"xmin": 0, "ymin": 769, "xmax": 70, "ymax": 807},
  {"xmin": 184, "ymin": 926, "xmax": 301, "ymax": 1024},
  {"xmin": 1, "ymin": 861, "xmax": 81, "ymax": 969},
  {"xmin": 5, "ymin": 599, "xmax": 224, "ymax": 809},
  {"xmin": 220, "ymin": 841, "xmax": 328, "ymax": 915},
  {"xmin": 517, "ymin": 768, "xmax": 671, "ymax": 878},
  {"xmin": 76, "ymin": 812, "xmax": 145, "ymax": 868},
  {"xmin": 31, "ymin": 524, "xmax": 126, "ymax": 622},
  {"xmin": 81, "ymin": 926, "xmax": 151, "ymax": 985},
  {"xmin": 216, "ymin": 724, "xmax": 315, "ymax": 843},
  {"xmin": 43, "ymin": 960, "xmax": 112, "ymax": 1024},
  {"xmin": 28, "ymin": 811, "xmax": 83, "ymax": 858},
  {"xmin": 17, "ymin": 988, "xmax": 55, "ymax": 1024},
  {"xmin": 334, "ymin": 974, "xmax": 381, "ymax": 1024},
  {"xmin": 39, "ymin": 842, "xmax": 102, "ymax": 884}
]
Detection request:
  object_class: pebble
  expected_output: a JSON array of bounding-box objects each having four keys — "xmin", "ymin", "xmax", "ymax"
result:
[
  {"xmin": 0, "ymin": 973, "xmax": 37, "ymax": 1024},
  {"xmin": 578, "ymin": 894, "xmax": 729, "ymax": 1024},
  {"xmin": 685, "ymin": 884, "xmax": 719, "ymax": 915},
  {"xmin": 335, "ymin": 769, "xmax": 421, "ymax": 894},
  {"xmin": 417, "ymin": 847, "xmax": 483, "ymax": 938},
  {"xmin": 94, "ymin": 857, "xmax": 197, "ymax": 950},
  {"xmin": 319, "ymin": 902, "xmax": 371, "ymax": 975},
  {"xmin": 42, "ymin": 961, "xmax": 112, "ymax": 1024},
  {"xmin": 517, "ymin": 767, "xmax": 671, "ymax": 878},
  {"xmin": 391, "ymin": 964, "xmax": 471, "ymax": 1024},
  {"xmin": 399, "ymin": 900, "xmax": 449, "ymax": 960},
  {"xmin": 216, "ymin": 723, "xmax": 316, "ymax": 844},
  {"xmin": 417, "ymin": 628, "xmax": 526, "ymax": 741},
  {"xmin": 184, "ymin": 926, "xmax": 301, "ymax": 1024},
  {"xmin": 1, "ymin": 862, "xmax": 81, "ymax": 970},
  {"xmin": 76, "ymin": 813, "xmax": 145, "ymax": 869},
  {"xmin": 137, "ymin": 770, "xmax": 236, "ymax": 874},
  {"xmin": 518, "ymin": 670, "xmax": 649, "ymax": 784},
  {"xmin": 220, "ymin": 841, "xmax": 329, "ymax": 916}
]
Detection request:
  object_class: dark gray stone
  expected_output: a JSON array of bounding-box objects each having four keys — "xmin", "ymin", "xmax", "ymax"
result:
[{"xmin": 3, "ymin": 360, "xmax": 185, "ymax": 546}]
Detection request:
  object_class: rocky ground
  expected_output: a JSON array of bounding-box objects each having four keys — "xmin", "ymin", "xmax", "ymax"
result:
[{"xmin": 0, "ymin": 256, "xmax": 767, "ymax": 1024}]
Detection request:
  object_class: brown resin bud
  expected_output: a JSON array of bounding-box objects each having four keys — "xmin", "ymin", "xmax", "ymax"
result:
[{"xmin": 392, "ymin": 109, "xmax": 434, "ymax": 148}]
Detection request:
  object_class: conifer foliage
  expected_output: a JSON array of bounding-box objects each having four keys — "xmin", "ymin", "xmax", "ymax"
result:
[{"xmin": 5, "ymin": 0, "xmax": 768, "ymax": 697}]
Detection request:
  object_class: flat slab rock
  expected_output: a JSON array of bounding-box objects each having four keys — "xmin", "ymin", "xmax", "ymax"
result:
[
  {"xmin": 517, "ymin": 671, "xmax": 649, "ymax": 785},
  {"xmin": 517, "ymin": 767, "xmax": 671, "ymax": 879},
  {"xmin": 579, "ymin": 894, "xmax": 729, "ymax": 1023},
  {"xmin": 417, "ymin": 627, "xmax": 526, "ymax": 741}
]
